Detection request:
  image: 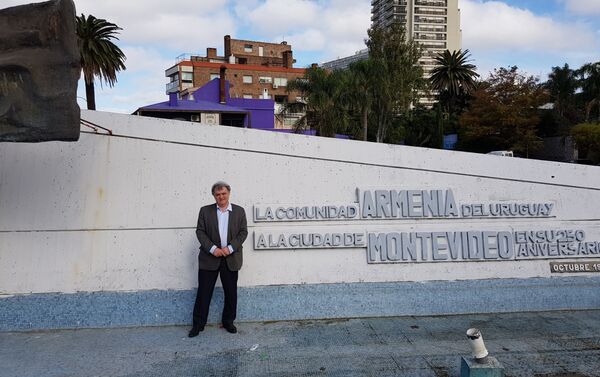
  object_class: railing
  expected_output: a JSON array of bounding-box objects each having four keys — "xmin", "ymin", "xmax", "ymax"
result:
[
  {"xmin": 414, "ymin": 17, "xmax": 446, "ymax": 24},
  {"xmin": 415, "ymin": 25, "xmax": 447, "ymax": 32},
  {"xmin": 166, "ymin": 80, "xmax": 179, "ymax": 92},
  {"xmin": 419, "ymin": 43, "xmax": 447, "ymax": 49},
  {"xmin": 415, "ymin": 8, "xmax": 447, "ymax": 15},
  {"xmin": 415, "ymin": 34, "xmax": 446, "ymax": 40},
  {"xmin": 415, "ymin": 0, "xmax": 447, "ymax": 7},
  {"xmin": 81, "ymin": 118, "xmax": 113, "ymax": 135}
]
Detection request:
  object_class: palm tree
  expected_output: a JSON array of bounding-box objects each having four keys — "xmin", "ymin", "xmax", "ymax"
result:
[
  {"xmin": 284, "ymin": 66, "xmax": 350, "ymax": 137},
  {"xmin": 347, "ymin": 59, "xmax": 375, "ymax": 141},
  {"xmin": 76, "ymin": 14, "xmax": 126, "ymax": 110},
  {"xmin": 578, "ymin": 62, "xmax": 600, "ymax": 122},
  {"xmin": 430, "ymin": 49, "xmax": 479, "ymax": 113},
  {"xmin": 546, "ymin": 64, "xmax": 577, "ymax": 118}
]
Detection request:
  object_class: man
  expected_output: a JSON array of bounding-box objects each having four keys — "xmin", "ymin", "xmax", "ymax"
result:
[{"xmin": 189, "ymin": 181, "xmax": 248, "ymax": 337}]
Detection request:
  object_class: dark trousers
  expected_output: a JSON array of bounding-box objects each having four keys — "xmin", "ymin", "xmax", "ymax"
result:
[{"xmin": 192, "ymin": 258, "xmax": 238, "ymax": 327}]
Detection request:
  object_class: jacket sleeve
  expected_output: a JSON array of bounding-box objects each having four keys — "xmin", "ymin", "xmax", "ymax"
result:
[
  {"xmin": 196, "ymin": 207, "xmax": 216, "ymax": 253},
  {"xmin": 229, "ymin": 207, "xmax": 248, "ymax": 252}
]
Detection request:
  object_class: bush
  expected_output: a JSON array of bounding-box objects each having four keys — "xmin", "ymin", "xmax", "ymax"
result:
[{"xmin": 571, "ymin": 123, "xmax": 600, "ymax": 163}]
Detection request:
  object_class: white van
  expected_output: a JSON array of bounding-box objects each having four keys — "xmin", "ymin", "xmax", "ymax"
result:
[{"xmin": 487, "ymin": 150, "xmax": 514, "ymax": 157}]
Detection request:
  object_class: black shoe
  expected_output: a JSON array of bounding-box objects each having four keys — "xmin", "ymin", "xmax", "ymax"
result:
[
  {"xmin": 188, "ymin": 325, "xmax": 204, "ymax": 337},
  {"xmin": 223, "ymin": 323, "xmax": 237, "ymax": 334}
]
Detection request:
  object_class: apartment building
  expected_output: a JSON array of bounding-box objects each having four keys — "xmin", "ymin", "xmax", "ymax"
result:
[
  {"xmin": 321, "ymin": 49, "xmax": 369, "ymax": 71},
  {"xmin": 321, "ymin": 0, "xmax": 461, "ymax": 105},
  {"xmin": 165, "ymin": 35, "xmax": 306, "ymax": 128},
  {"xmin": 371, "ymin": 0, "xmax": 461, "ymax": 77}
]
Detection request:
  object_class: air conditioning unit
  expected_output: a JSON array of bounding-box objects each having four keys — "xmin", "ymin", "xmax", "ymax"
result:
[
  {"xmin": 190, "ymin": 115, "xmax": 200, "ymax": 122},
  {"xmin": 272, "ymin": 84, "xmax": 279, "ymax": 89}
]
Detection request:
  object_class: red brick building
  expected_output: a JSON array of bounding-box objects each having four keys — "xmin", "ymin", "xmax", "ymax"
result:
[{"xmin": 165, "ymin": 36, "xmax": 307, "ymax": 129}]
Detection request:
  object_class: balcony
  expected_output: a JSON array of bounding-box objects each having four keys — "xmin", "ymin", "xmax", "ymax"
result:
[
  {"xmin": 386, "ymin": 5, "xmax": 407, "ymax": 14},
  {"xmin": 415, "ymin": 7, "xmax": 447, "ymax": 15},
  {"xmin": 419, "ymin": 42, "xmax": 447, "ymax": 49},
  {"xmin": 415, "ymin": 25, "xmax": 447, "ymax": 32},
  {"xmin": 415, "ymin": 0, "xmax": 447, "ymax": 7},
  {"xmin": 384, "ymin": 1, "xmax": 407, "ymax": 11},
  {"xmin": 165, "ymin": 80, "xmax": 179, "ymax": 94},
  {"xmin": 415, "ymin": 16, "xmax": 446, "ymax": 24},
  {"xmin": 414, "ymin": 33, "xmax": 446, "ymax": 41}
]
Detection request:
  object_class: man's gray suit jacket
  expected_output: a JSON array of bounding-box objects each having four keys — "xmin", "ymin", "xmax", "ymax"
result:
[{"xmin": 196, "ymin": 203, "xmax": 248, "ymax": 271}]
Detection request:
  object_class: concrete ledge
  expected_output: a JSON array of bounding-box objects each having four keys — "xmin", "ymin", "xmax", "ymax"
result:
[{"xmin": 2, "ymin": 276, "xmax": 600, "ymax": 331}]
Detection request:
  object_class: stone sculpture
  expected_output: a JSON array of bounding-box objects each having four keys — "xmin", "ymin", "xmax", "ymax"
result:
[{"xmin": 0, "ymin": 0, "xmax": 80, "ymax": 142}]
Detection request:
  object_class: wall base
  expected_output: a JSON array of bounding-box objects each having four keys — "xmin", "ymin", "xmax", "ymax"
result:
[{"xmin": 2, "ymin": 276, "xmax": 600, "ymax": 332}]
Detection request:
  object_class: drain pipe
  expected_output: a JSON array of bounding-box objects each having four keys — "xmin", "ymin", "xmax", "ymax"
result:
[
  {"xmin": 460, "ymin": 328, "xmax": 504, "ymax": 377},
  {"xmin": 466, "ymin": 328, "xmax": 488, "ymax": 362}
]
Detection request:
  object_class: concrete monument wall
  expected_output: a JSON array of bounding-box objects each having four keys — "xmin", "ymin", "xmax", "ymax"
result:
[{"xmin": 1, "ymin": 110, "xmax": 599, "ymax": 331}]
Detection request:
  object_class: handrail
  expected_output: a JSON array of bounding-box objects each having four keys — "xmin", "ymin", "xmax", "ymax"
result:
[{"xmin": 80, "ymin": 118, "xmax": 113, "ymax": 135}]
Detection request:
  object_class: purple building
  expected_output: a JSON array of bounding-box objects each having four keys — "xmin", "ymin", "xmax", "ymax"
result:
[
  {"xmin": 134, "ymin": 69, "xmax": 275, "ymax": 129},
  {"xmin": 134, "ymin": 68, "xmax": 347, "ymax": 138}
]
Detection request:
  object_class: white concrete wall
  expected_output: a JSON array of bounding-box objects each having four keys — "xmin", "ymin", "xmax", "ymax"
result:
[{"xmin": 1, "ymin": 110, "xmax": 599, "ymax": 295}]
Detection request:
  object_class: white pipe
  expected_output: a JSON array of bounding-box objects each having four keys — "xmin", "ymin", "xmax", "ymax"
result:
[{"xmin": 466, "ymin": 328, "xmax": 489, "ymax": 360}]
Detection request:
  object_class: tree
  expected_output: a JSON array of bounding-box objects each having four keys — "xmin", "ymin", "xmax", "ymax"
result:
[
  {"xmin": 458, "ymin": 67, "xmax": 549, "ymax": 156},
  {"xmin": 76, "ymin": 14, "xmax": 126, "ymax": 110},
  {"xmin": 366, "ymin": 24, "xmax": 425, "ymax": 142},
  {"xmin": 285, "ymin": 66, "xmax": 350, "ymax": 137},
  {"xmin": 429, "ymin": 49, "xmax": 479, "ymax": 114},
  {"xmin": 577, "ymin": 62, "xmax": 600, "ymax": 123},
  {"xmin": 545, "ymin": 64, "xmax": 577, "ymax": 118},
  {"xmin": 346, "ymin": 59, "xmax": 376, "ymax": 141},
  {"xmin": 402, "ymin": 105, "xmax": 444, "ymax": 148},
  {"xmin": 571, "ymin": 123, "xmax": 600, "ymax": 163}
]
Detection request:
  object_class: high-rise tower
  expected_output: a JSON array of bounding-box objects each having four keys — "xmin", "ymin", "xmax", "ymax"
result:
[{"xmin": 371, "ymin": 0, "xmax": 462, "ymax": 78}]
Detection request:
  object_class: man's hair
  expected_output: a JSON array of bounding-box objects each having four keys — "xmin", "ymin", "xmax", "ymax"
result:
[{"xmin": 211, "ymin": 181, "xmax": 231, "ymax": 195}]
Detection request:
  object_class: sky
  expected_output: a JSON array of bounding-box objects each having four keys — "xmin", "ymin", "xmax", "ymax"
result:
[{"xmin": 3, "ymin": 0, "xmax": 600, "ymax": 113}]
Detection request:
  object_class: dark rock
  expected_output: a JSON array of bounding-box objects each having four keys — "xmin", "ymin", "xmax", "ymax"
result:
[{"xmin": 0, "ymin": 0, "xmax": 80, "ymax": 142}]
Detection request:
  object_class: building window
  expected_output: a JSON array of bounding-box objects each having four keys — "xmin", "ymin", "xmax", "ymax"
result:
[
  {"xmin": 243, "ymin": 75, "xmax": 253, "ymax": 84},
  {"xmin": 243, "ymin": 94, "xmax": 253, "ymax": 99},
  {"xmin": 274, "ymin": 95, "xmax": 288, "ymax": 103},
  {"xmin": 259, "ymin": 76, "xmax": 273, "ymax": 84},
  {"xmin": 181, "ymin": 72, "xmax": 193, "ymax": 82},
  {"xmin": 244, "ymin": 44, "xmax": 253, "ymax": 52},
  {"xmin": 210, "ymin": 73, "xmax": 220, "ymax": 80},
  {"xmin": 274, "ymin": 77, "xmax": 288, "ymax": 87}
]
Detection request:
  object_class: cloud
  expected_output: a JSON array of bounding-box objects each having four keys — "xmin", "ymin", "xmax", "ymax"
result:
[
  {"xmin": 461, "ymin": 0, "xmax": 597, "ymax": 53},
  {"xmin": 236, "ymin": 0, "xmax": 320, "ymax": 36},
  {"xmin": 71, "ymin": 0, "xmax": 236, "ymax": 52},
  {"xmin": 235, "ymin": 0, "xmax": 370, "ymax": 63},
  {"xmin": 78, "ymin": 46, "xmax": 173, "ymax": 113},
  {"xmin": 561, "ymin": 0, "xmax": 600, "ymax": 16},
  {"xmin": 3, "ymin": 0, "xmax": 237, "ymax": 52}
]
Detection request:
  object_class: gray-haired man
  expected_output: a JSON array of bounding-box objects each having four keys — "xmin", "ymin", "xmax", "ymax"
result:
[{"xmin": 189, "ymin": 181, "xmax": 248, "ymax": 337}]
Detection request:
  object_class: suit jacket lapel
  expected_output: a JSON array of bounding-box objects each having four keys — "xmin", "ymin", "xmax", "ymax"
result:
[
  {"xmin": 227, "ymin": 206, "xmax": 233, "ymax": 244},
  {"xmin": 211, "ymin": 205, "xmax": 222, "ymax": 247}
]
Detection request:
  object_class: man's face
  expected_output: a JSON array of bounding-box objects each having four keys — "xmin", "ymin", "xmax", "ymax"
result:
[{"xmin": 213, "ymin": 187, "xmax": 230, "ymax": 208}]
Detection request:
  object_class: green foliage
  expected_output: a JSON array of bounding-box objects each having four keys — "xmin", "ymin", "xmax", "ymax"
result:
[
  {"xmin": 572, "ymin": 123, "xmax": 600, "ymax": 163},
  {"xmin": 367, "ymin": 24, "xmax": 426, "ymax": 142},
  {"xmin": 401, "ymin": 106, "xmax": 444, "ymax": 148},
  {"xmin": 546, "ymin": 64, "xmax": 577, "ymax": 119},
  {"xmin": 285, "ymin": 67, "xmax": 351, "ymax": 137},
  {"xmin": 430, "ymin": 49, "xmax": 479, "ymax": 115},
  {"xmin": 76, "ymin": 14, "xmax": 126, "ymax": 110},
  {"xmin": 346, "ymin": 59, "xmax": 376, "ymax": 140},
  {"xmin": 577, "ymin": 62, "xmax": 600, "ymax": 123},
  {"xmin": 541, "ymin": 61, "xmax": 600, "ymax": 130},
  {"xmin": 458, "ymin": 67, "xmax": 548, "ymax": 156},
  {"xmin": 286, "ymin": 24, "xmax": 425, "ymax": 143}
]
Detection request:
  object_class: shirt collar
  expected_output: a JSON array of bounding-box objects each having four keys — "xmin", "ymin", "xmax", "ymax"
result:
[{"xmin": 216, "ymin": 203, "xmax": 232, "ymax": 212}]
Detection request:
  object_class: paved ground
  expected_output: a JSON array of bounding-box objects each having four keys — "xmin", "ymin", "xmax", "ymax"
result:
[{"xmin": 2, "ymin": 310, "xmax": 600, "ymax": 377}]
